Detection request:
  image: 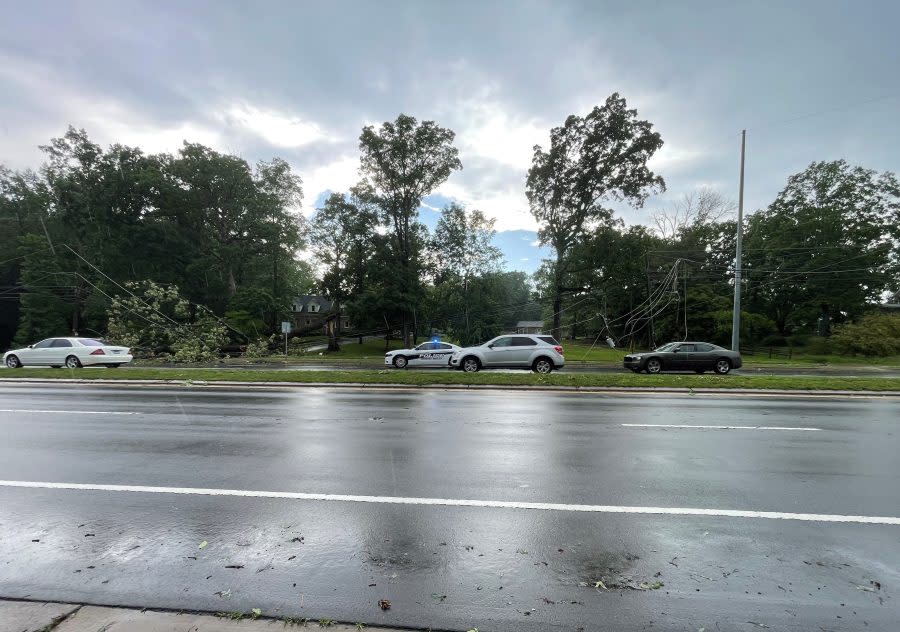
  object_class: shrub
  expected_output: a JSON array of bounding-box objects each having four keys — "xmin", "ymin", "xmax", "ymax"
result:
[
  {"xmin": 760, "ymin": 334, "xmax": 788, "ymax": 347},
  {"xmin": 830, "ymin": 313, "xmax": 900, "ymax": 357},
  {"xmin": 243, "ymin": 338, "xmax": 272, "ymax": 358},
  {"xmin": 803, "ymin": 336, "xmax": 832, "ymax": 355}
]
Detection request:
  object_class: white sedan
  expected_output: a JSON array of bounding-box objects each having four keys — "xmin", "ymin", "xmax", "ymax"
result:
[
  {"xmin": 3, "ymin": 337, "xmax": 133, "ymax": 369},
  {"xmin": 384, "ymin": 341, "xmax": 461, "ymax": 369}
]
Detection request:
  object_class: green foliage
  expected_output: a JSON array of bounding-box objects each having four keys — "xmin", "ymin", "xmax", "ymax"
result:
[
  {"xmin": 12, "ymin": 235, "xmax": 72, "ymax": 344},
  {"xmin": 106, "ymin": 280, "xmax": 227, "ymax": 361},
  {"xmin": 1, "ymin": 127, "xmax": 309, "ymax": 350},
  {"xmin": 831, "ymin": 313, "xmax": 900, "ymax": 357},
  {"xmin": 355, "ymin": 114, "xmax": 461, "ymax": 344},
  {"xmin": 744, "ymin": 160, "xmax": 900, "ymax": 334},
  {"xmin": 527, "ymin": 92, "xmax": 665, "ymax": 336},
  {"xmin": 429, "ymin": 202, "xmax": 502, "ymax": 283},
  {"xmin": 711, "ymin": 310, "xmax": 777, "ymax": 347},
  {"xmin": 243, "ymin": 337, "xmax": 274, "ymax": 358}
]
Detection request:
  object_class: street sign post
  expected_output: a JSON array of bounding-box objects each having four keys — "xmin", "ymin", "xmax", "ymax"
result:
[{"xmin": 281, "ymin": 321, "xmax": 292, "ymax": 355}]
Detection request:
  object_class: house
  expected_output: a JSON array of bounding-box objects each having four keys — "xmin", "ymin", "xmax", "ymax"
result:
[
  {"xmin": 291, "ymin": 295, "xmax": 352, "ymax": 333},
  {"xmin": 516, "ymin": 320, "xmax": 545, "ymax": 334}
]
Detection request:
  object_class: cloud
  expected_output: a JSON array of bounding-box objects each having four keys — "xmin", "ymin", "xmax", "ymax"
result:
[
  {"xmin": 298, "ymin": 155, "xmax": 359, "ymax": 216},
  {"xmin": 2, "ymin": 1, "xmax": 898, "ymax": 265},
  {"xmin": 437, "ymin": 181, "xmax": 535, "ymax": 232},
  {"xmin": 220, "ymin": 103, "xmax": 333, "ymax": 148},
  {"xmin": 456, "ymin": 102, "xmax": 546, "ymax": 170}
]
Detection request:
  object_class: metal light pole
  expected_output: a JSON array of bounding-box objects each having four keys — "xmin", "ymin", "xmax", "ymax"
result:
[{"xmin": 731, "ymin": 130, "xmax": 746, "ymax": 352}]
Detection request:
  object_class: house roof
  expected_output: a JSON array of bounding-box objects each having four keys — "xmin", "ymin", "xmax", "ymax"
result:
[
  {"xmin": 516, "ymin": 320, "xmax": 544, "ymax": 328},
  {"xmin": 292, "ymin": 295, "xmax": 333, "ymax": 312}
]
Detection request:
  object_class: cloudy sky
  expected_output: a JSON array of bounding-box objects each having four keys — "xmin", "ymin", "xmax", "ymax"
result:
[{"xmin": 2, "ymin": 0, "xmax": 898, "ymax": 273}]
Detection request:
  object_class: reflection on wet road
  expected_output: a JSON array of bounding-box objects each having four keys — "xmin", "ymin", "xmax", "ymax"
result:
[{"xmin": 0, "ymin": 384, "xmax": 898, "ymax": 630}]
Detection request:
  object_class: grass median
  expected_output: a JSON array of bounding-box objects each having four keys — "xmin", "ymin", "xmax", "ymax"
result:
[{"xmin": 1, "ymin": 367, "xmax": 898, "ymax": 391}]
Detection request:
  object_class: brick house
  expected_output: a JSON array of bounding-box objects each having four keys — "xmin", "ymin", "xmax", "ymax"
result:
[{"xmin": 291, "ymin": 295, "xmax": 351, "ymax": 334}]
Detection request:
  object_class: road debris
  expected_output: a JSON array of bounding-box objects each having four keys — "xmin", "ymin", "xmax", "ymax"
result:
[
  {"xmin": 199, "ymin": 540, "xmax": 208, "ymax": 549},
  {"xmin": 378, "ymin": 599, "xmax": 391, "ymax": 610},
  {"xmin": 639, "ymin": 581, "xmax": 664, "ymax": 590}
]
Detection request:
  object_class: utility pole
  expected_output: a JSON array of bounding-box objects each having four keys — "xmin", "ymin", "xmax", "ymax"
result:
[{"xmin": 731, "ymin": 130, "xmax": 746, "ymax": 352}]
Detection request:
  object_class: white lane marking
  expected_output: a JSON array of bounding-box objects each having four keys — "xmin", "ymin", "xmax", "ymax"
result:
[
  {"xmin": 622, "ymin": 423, "xmax": 821, "ymax": 431},
  {"xmin": 0, "ymin": 409, "xmax": 138, "ymax": 415},
  {"xmin": 0, "ymin": 480, "xmax": 896, "ymax": 525}
]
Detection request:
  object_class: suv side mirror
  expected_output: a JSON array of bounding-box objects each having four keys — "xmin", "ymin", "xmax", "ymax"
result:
[{"xmin": 487, "ymin": 343, "xmax": 494, "ymax": 349}]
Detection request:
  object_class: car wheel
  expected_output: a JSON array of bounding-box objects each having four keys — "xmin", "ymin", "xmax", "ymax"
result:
[
  {"xmin": 65, "ymin": 355, "xmax": 82, "ymax": 369},
  {"xmin": 533, "ymin": 357, "xmax": 553, "ymax": 374},
  {"xmin": 645, "ymin": 358, "xmax": 662, "ymax": 374},
  {"xmin": 393, "ymin": 355, "xmax": 408, "ymax": 369},
  {"xmin": 5, "ymin": 355, "xmax": 21, "ymax": 369},
  {"xmin": 462, "ymin": 356, "xmax": 480, "ymax": 373},
  {"xmin": 714, "ymin": 358, "xmax": 732, "ymax": 375}
]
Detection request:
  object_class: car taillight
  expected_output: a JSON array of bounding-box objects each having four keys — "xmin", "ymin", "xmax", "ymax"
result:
[
  {"xmin": 554, "ymin": 345, "xmax": 564, "ymax": 355},
  {"xmin": 90, "ymin": 348, "xmax": 106, "ymax": 356}
]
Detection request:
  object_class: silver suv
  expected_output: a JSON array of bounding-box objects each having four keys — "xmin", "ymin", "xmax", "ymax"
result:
[{"xmin": 449, "ymin": 334, "xmax": 565, "ymax": 373}]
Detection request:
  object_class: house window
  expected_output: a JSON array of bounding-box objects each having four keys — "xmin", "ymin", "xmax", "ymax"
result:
[{"xmin": 309, "ymin": 303, "xmax": 319, "ymax": 313}]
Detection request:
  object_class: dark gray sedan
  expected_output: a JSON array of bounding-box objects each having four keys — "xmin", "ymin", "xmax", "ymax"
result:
[{"xmin": 623, "ymin": 341, "xmax": 742, "ymax": 375}]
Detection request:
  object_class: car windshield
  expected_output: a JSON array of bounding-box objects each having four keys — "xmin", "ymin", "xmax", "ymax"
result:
[
  {"xmin": 654, "ymin": 342, "xmax": 679, "ymax": 352},
  {"xmin": 78, "ymin": 339, "xmax": 105, "ymax": 346}
]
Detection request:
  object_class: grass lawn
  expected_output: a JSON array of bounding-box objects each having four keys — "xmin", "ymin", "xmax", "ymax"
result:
[
  {"xmin": 309, "ymin": 338, "xmax": 409, "ymax": 358},
  {"xmin": 2, "ymin": 366, "xmax": 898, "ymax": 391}
]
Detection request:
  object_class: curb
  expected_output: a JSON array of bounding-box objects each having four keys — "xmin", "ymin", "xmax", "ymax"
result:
[
  {"xmin": 1, "ymin": 377, "xmax": 899, "ymax": 397},
  {"xmin": 0, "ymin": 598, "xmax": 427, "ymax": 632}
]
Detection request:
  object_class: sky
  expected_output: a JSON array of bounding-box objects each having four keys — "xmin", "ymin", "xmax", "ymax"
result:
[{"xmin": 1, "ymin": 0, "xmax": 898, "ymax": 274}]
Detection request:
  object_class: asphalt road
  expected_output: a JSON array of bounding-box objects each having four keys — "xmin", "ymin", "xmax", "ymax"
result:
[{"xmin": 0, "ymin": 384, "xmax": 898, "ymax": 631}]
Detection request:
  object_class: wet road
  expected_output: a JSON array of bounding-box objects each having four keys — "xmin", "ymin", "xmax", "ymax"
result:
[{"xmin": 0, "ymin": 384, "xmax": 898, "ymax": 630}]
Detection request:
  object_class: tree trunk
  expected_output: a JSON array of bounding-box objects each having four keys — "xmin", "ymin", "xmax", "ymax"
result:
[
  {"xmin": 327, "ymin": 318, "xmax": 340, "ymax": 352},
  {"xmin": 227, "ymin": 266, "xmax": 237, "ymax": 297},
  {"xmin": 552, "ymin": 291, "xmax": 563, "ymax": 341},
  {"xmin": 71, "ymin": 301, "xmax": 80, "ymax": 336}
]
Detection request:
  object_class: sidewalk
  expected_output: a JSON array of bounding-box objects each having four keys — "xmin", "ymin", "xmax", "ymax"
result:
[{"xmin": 3, "ymin": 599, "xmax": 418, "ymax": 632}]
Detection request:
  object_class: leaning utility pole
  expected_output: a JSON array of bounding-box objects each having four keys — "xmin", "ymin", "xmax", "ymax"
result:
[{"xmin": 731, "ymin": 130, "xmax": 746, "ymax": 352}]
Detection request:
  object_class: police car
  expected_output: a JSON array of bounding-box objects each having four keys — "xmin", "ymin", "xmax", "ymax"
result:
[{"xmin": 385, "ymin": 340, "xmax": 462, "ymax": 368}]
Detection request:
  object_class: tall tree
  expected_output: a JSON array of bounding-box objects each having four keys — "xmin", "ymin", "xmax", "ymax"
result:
[
  {"xmin": 743, "ymin": 160, "xmax": 900, "ymax": 333},
  {"xmin": 309, "ymin": 193, "xmax": 377, "ymax": 350},
  {"xmin": 527, "ymin": 93, "xmax": 665, "ymax": 339},
  {"xmin": 429, "ymin": 202, "xmax": 502, "ymax": 284},
  {"xmin": 652, "ymin": 188, "xmax": 735, "ymax": 240},
  {"xmin": 355, "ymin": 114, "xmax": 462, "ymax": 346}
]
